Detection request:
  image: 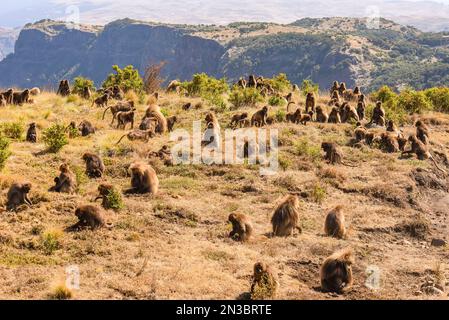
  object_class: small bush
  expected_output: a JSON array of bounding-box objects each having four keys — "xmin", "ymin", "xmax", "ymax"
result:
[
  {"xmin": 424, "ymin": 87, "xmax": 449, "ymax": 113},
  {"xmin": 300, "ymin": 79, "xmax": 319, "ymax": 97},
  {"xmin": 268, "ymin": 95, "xmax": 286, "ymax": 107},
  {"xmin": 267, "ymin": 73, "xmax": 291, "ymax": 93},
  {"xmin": 42, "ymin": 124, "xmax": 69, "ymax": 153},
  {"xmin": 181, "ymin": 73, "xmax": 228, "ymax": 109},
  {"xmin": 66, "ymin": 95, "xmax": 79, "ymax": 104},
  {"xmin": 311, "ymin": 183, "xmax": 326, "ymax": 204},
  {"xmin": 49, "ymin": 285, "xmax": 73, "ymax": 300},
  {"xmin": 105, "ymin": 188, "xmax": 124, "ymax": 211},
  {"xmin": 397, "ymin": 89, "xmax": 433, "ymax": 114},
  {"xmin": 102, "ymin": 65, "xmax": 144, "ymax": 93},
  {"xmin": 144, "ymin": 61, "xmax": 166, "ymax": 94},
  {"xmin": 41, "ymin": 229, "xmax": 63, "ymax": 255},
  {"xmin": 229, "ymin": 87, "xmax": 263, "ymax": 108},
  {"xmin": 294, "ymin": 138, "xmax": 321, "ymax": 162},
  {"xmin": 371, "ymin": 85, "xmax": 397, "ymax": 103},
  {"xmin": 72, "ymin": 76, "xmax": 95, "ymax": 96},
  {"xmin": 0, "ymin": 136, "xmax": 11, "ymax": 171},
  {"xmin": 275, "ymin": 110, "xmax": 286, "ymax": 122},
  {"xmin": 0, "ymin": 122, "xmax": 24, "ymax": 140}
]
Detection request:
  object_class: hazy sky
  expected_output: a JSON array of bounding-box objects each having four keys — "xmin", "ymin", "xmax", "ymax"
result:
[{"xmin": 1, "ymin": 0, "xmax": 449, "ymax": 30}]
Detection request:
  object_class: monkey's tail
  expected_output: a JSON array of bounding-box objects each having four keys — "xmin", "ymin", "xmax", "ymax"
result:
[
  {"xmin": 342, "ymin": 161, "xmax": 358, "ymax": 168},
  {"xmin": 430, "ymin": 157, "xmax": 447, "ymax": 174},
  {"xmin": 116, "ymin": 134, "xmax": 127, "ymax": 145},
  {"xmin": 102, "ymin": 107, "xmax": 111, "ymax": 120}
]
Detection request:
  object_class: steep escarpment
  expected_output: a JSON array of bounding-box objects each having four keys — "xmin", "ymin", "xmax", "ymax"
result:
[{"xmin": 0, "ymin": 18, "xmax": 448, "ymax": 90}]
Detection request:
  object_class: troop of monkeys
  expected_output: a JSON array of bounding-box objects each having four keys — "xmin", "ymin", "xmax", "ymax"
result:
[
  {"xmin": 2, "ymin": 77, "xmax": 445, "ymax": 299},
  {"xmin": 0, "ymin": 87, "xmax": 40, "ymax": 106}
]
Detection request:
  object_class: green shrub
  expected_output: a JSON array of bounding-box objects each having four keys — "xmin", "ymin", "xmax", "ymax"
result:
[
  {"xmin": 41, "ymin": 229, "xmax": 63, "ymax": 255},
  {"xmin": 275, "ymin": 110, "xmax": 286, "ymax": 122},
  {"xmin": 72, "ymin": 76, "xmax": 95, "ymax": 95},
  {"xmin": 102, "ymin": 65, "xmax": 144, "ymax": 93},
  {"xmin": 49, "ymin": 285, "xmax": 73, "ymax": 300},
  {"xmin": 42, "ymin": 124, "xmax": 69, "ymax": 153},
  {"xmin": 229, "ymin": 87, "xmax": 263, "ymax": 108},
  {"xmin": 300, "ymin": 79, "xmax": 319, "ymax": 97},
  {"xmin": 371, "ymin": 85, "xmax": 397, "ymax": 103},
  {"xmin": 105, "ymin": 188, "xmax": 125, "ymax": 211},
  {"xmin": 267, "ymin": 73, "xmax": 291, "ymax": 93},
  {"xmin": 0, "ymin": 136, "xmax": 11, "ymax": 171},
  {"xmin": 397, "ymin": 89, "xmax": 433, "ymax": 114},
  {"xmin": 424, "ymin": 87, "xmax": 449, "ymax": 113},
  {"xmin": 181, "ymin": 73, "xmax": 229, "ymax": 109},
  {"xmin": 294, "ymin": 138, "xmax": 321, "ymax": 162},
  {"xmin": 268, "ymin": 95, "xmax": 286, "ymax": 107},
  {"xmin": 311, "ymin": 183, "xmax": 326, "ymax": 204},
  {"xmin": 1, "ymin": 122, "xmax": 25, "ymax": 140}
]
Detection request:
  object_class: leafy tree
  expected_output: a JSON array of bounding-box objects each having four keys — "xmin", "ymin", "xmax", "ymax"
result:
[
  {"xmin": 72, "ymin": 76, "xmax": 95, "ymax": 95},
  {"xmin": 0, "ymin": 135, "xmax": 11, "ymax": 171},
  {"xmin": 300, "ymin": 79, "xmax": 319, "ymax": 96},
  {"xmin": 102, "ymin": 65, "xmax": 144, "ymax": 93}
]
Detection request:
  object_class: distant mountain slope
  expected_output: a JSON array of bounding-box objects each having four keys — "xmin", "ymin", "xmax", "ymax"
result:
[
  {"xmin": 0, "ymin": 28, "xmax": 19, "ymax": 61},
  {"xmin": 0, "ymin": 18, "xmax": 448, "ymax": 91}
]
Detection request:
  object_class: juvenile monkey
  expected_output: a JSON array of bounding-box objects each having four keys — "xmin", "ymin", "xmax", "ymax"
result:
[
  {"xmin": 316, "ymin": 106, "xmax": 329, "ymax": 123},
  {"xmin": 230, "ymin": 113, "xmax": 248, "ymax": 129},
  {"xmin": 116, "ymin": 129, "xmax": 155, "ymax": 144},
  {"xmin": 328, "ymin": 107, "xmax": 341, "ymax": 124},
  {"xmin": 102, "ymin": 101, "xmax": 135, "ymax": 124},
  {"xmin": 26, "ymin": 123, "xmax": 37, "ymax": 143},
  {"xmin": 286, "ymin": 109, "xmax": 302, "ymax": 124},
  {"xmin": 116, "ymin": 110, "xmax": 135, "ymax": 130},
  {"xmin": 250, "ymin": 262, "xmax": 278, "ymax": 300},
  {"xmin": 415, "ymin": 120, "xmax": 430, "ymax": 145},
  {"xmin": 354, "ymin": 123, "xmax": 367, "ymax": 142},
  {"xmin": 356, "ymin": 95, "xmax": 366, "ymax": 120},
  {"xmin": 91, "ymin": 93, "xmax": 110, "ymax": 108},
  {"xmin": 166, "ymin": 116, "xmax": 178, "ymax": 132},
  {"xmin": 321, "ymin": 142, "xmax": 355, "ymax": 166},
  {"xmin": 324, "ymin": 206, "xmax": 346, "ymax": 239},
  {"xmin": 300, "ymin": 111, "xmax": 314, "ymax": 125},
  {"xmin": 320, "ymin": 248, "xmax": 354, "ymax": 293},
  {"xmin": 228, "ymin": 213, "xmax": 253, "ymax": 242},
  {"xmin": 271, "ymin": 195, "xmax": 301, "ymax": 237},
  {"xmin": 6, "ymin": 182, "xmax": 32, "ymax": 211},
  {"xmin": 82, "ymin": 153, "xmax": 105, "ymax": 178},
  {"xmin": 94, "ymin": 183, "xmax": 119, "ymax": 210}
]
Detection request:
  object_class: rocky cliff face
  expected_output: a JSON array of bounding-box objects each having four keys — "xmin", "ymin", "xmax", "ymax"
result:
[{"xmin": 1, "ymin": 18, "xmax": 448, "ymax": 91}]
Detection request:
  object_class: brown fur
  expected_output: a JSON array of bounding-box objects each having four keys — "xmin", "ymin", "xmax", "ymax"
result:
[
  {"xmin": 402, "ymin": 135, "xmax": 446, "ymax": 173},
  {"xmin": 166, "ymin": 116, "xmax": 178, "ymax": 132},
  {"xmin": 82, "ymin": 153, "xmax": 105, "ymax": 178},
  {"xmin": 328, "ymin": 107, "xmax": 341, "ymax": 124},
  {"xmin": 251, "ymin": 106, "xmax": 268, "ymax": 127},
  {"xmin": 6, "ymin": 182, "xmax": 32, "ymax": 211},
  {"xmin": 271, "ymin": 195, "xmax": 301, "ymax": 237},
  {"xmin": 78, "ymin": 120, "xmax": 95, "ymax": 136},
  {"xmin": 230, "ymin": 113, "xmax": 248, "ymax": 129},
  {"xmin": 95, "ymin": 184, "xmax": 117, "ymax": 210},
  {"xmin": 91, "ymin": 93, "xmax": 110, "ymax": 108},
  {"xmin": 125, "ymin": 162, "xmax": 159, "ymax": 195},
  {"xmin": 103, "ymin": 101, "xmax": 135, "ymax": 124},
  {"xmin": 228, "ymin": 213, "xmax": 253, "ymax": 242},
  {"xmin": 286, "ymin": 109, "xmax": 301, "ymax": 124},
  {"xmin": 305, "ymin": 92, "xmax": 316, "ymax": 113},
  {"xmin": 116, "ymin": 110, "xmax": 135, "ymax": 130},
  {"xmin": 116, "ymin": 129, "xmax": 155, "ymax": 144},
  {"xmin": 322, "ymin": 142, "xmax": 355, "ymax": 166},
  {"xmin": 369, "ymin": 101, "xmax": 386, "ymax": 127},
  {"xmin": 12, "ymin": 89, "xmax": 30, "ymax": 105},
  {"xmin": 250, "ymin": 262, "xmax": 278, "ymax": 300},
  {"xmin": 144, "ymin": 105, "xmax": 168, "ymax": 134},
  {"xmin": 415, "ymin": 120, "xmax": 430, "ymax": 145},
  {"xmin": 74, "ymin": 205, "xmax": 106, "ymax": 230},
  {"xmin": 49, "ymin": 164, "xmax": 77, "ymax": 194},
  {"xmin": 316, "ymin": 106, "xmax": 329, "ymax": 123},
  {"xmin": 380, "ymin": 133, "xmax": 400, "ymax": 153},
  {"xmin": 324, "ymin": 206, "xmax": 346, "ymax": 239},
  {"xmin": 320, "ymin": 248, "xmax": 354, "ymax": 293},
  {"xmin": 26, "ymin": 122, "xmax": 37, "ymax": 143},
  {"xmin": 57, "ymin": 80, "xmax": 71, "ymax": 96}
]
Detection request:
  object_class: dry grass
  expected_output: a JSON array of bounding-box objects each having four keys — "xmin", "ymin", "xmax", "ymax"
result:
[{"xmin": 0, "ymin": 90, "xmax": 448, "ymax": 300}]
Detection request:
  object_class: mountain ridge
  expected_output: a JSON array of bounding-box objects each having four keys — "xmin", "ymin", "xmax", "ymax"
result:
[{"xmin": 0, "ymin": 17, "xmax": 448, "ymax": 91}]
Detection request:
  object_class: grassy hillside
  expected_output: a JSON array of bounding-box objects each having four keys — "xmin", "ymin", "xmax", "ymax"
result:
[{"xmin": 0, "ymin": 85, "xmax": 448, "ymax": 300}]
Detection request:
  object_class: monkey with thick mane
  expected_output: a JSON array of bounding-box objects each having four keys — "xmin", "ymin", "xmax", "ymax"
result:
[
  {"xmin": 12, "ymin": 89, "xmax": 30, "ymax": 105},
  {"xmin": 271, "ymin": 195, "xmax": 301, "ymax": 237},
  {"xmin": 321, "ymin": 248, "xmax": 354, "ymax": 293},
  {"xmin": 143, "ymin": 104, "xmax": 168, "ymax": 134},
  {"xmin": 415, "ymin": 120, "xmax": 430, "ymax": 145},
  {"xmin": 125, "ymin": 162, "xmax": 159, "ymax": 195},
  {"xmin": 316, "ymin": 106, "xmax": 329, "ymax": 123},
  {"xmin": 6, "ymin": 182, "xmax": 32, "ymax": 211},
  {"xmin": 57, "ymin": 80, "xmax": 71, "ymax": 96}
]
